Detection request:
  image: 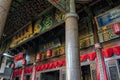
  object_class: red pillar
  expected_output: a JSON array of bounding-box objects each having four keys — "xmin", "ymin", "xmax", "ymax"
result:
[
  {"xmin": 21, "ymin": 59, "xmax": 26, "ymax": 80},
  {"xmin": 31, "ymin": 63, "xmax": 36, "ymax": 80},
  {"xmin": 10, "ymin": 63, "xmax": 15, "ymax": 80},
  {"xmin": 21, "ymin": 67, "xmax": 25, "ymax": 80}
]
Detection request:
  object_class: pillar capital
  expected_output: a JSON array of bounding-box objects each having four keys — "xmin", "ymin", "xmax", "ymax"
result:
[
  {"xmin": 94, "ymin": 43, "xmax": 102, "ymax": 49},
  {"xmin": 33, "ymin": 62, "xmax": 36, "ymax": 66},
  {"xmin": 22, "ymin": 66, "xmax": 25, "ymax": 69},
  {"xmin": 65, "ymin": 12, "xmax": 79, "ymax": 20}
]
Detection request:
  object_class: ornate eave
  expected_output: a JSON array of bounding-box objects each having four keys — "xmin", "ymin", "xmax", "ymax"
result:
[
  {"xmin": 4, "ymin": 0, "xmax": 51, "ymax": 38},
  {"xmin": 3, "ymin": 0, "xmax": 97, "ymax": 39},
  {"xmin": 1, "ymin": 0, "xmax": 120, "ymax": 53}
]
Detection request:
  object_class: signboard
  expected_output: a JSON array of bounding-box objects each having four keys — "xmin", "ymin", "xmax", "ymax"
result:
[
  {"xmin": 39, "ymin": 38, "xmax": 61, "ymax": 52},
  {"xmin": 47, "ymin": 0, "xmax": 69, "ymax": 13},
  {"xmin": 95, "ymin": 6, "xmax": 120, "ymax": 28}
]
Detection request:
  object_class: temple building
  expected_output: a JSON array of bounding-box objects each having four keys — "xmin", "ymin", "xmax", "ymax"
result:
[{"xmin": 0, "ymin": 0, "xmax": 120, "ymax": 80}]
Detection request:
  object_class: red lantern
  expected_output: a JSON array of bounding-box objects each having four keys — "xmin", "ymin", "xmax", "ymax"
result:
[
  {"xmin": 14, "ymin": 53, "xmax": 24, "ymax": 62},
  {"xmin": 46, "ymin": 50, "xmax": 52, "ymax": 57},
  {"xmin": 36, "ymin": 53, "xmax": 42, "ymax": 60},
  {"xmin": 112, "ymin": 22, "xmax": 120, "ymax": 35},
  {"xmin": 22, "ymin": 59, "xmax": 26, "ymax": 66},
  {"xmin": 11, "ymin": 63, "xmax": 15, "ymax": 69}
]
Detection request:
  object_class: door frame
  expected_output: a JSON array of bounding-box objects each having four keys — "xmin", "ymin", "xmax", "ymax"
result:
[{"xmin": 105, "ymin": 55, "xmax": 120, "ymax": 80}]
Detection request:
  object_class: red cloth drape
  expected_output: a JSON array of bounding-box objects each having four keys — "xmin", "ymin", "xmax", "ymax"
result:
[
  {"xmin": 38, "ymin": 65, "xmax": 42, "ymax": 71},
  {"xmin": 57, "ymin": 60, "xmax": 64, "ymax": 67},
  {"xmin": 13, "ymin": 45, "xmax": 120, "ymax": 78},
  {"xmin": 80, "ymin": 54, "xmax": 88, "ymax": 61},
  {"xmin": 44, "ymin": 64, "xmax": 49, "ymax": 70},
  {"xmin": 113, "ymin": 46, "xmax": 120, "ymax": 55},
  {"xmin": 88, "ymin": 52, "xmax": 96, "ymax": 60},
  {"xmin": 102, "ymin": 48, "xmax": 113, "ymax": 58},
  {"xmin": 52, "ymin": 62, "xmax": 58, "ymax": 68}
]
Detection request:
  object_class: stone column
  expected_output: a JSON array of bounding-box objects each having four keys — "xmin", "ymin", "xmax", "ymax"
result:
[
  {"xmin": 65, "ymin": 0, "xmax": 81, "ymax": 80},
  {"xmin": 0, "ymin": 0, "xmax": 12, "ymax": 38},
  {"xmin": 0, "ymin": 56, "xmax": 7, "ymax": 73}
]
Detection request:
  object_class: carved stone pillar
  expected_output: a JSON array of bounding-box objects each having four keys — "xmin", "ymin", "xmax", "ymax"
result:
[{"xmin": 65, "ymin": 0, "xmax": 81, "ymax": 80}]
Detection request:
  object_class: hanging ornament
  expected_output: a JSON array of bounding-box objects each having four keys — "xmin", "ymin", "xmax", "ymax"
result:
[
  {"xmin": 36, "ymin": 53, "xmax": 42, "ymax": 61},
  {"xmin": 46, "ymin": 49, "xmax": 52, "ymax": 57},
  {"xmin": 22, "ymin": 59, "xmax": 26, "ymax": 66},
  {"xmin": 112, "ymin": 22, "xmax": 120, "ymax": 35}
]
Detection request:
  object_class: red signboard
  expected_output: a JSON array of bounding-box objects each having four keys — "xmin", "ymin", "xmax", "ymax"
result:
[{"xmin": 14, "ymin": 53, "xmax": 24, "ymax": 62}]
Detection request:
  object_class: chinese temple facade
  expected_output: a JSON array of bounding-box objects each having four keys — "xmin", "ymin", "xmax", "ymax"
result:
[{"xmin": 0, "ymin": 0, "xmax": 120, "ymax": 80}]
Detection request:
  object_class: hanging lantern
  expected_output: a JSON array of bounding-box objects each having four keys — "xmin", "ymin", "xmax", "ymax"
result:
[
  {"xmin": 36, "ymin": 53, "xmax": 42, "ymax": 61},
  {"xmin": 112, "ymin": 22, "xmax": 120, "ymax": 35},
  {"xmin": 46, "ymin": 50, "xmax": 52, "ymax": 57},
  {"xmin": 11, "ymin": 63, "xmax": 15, "ymax": 69},
  {"xmin": 22, "ymin": 59, "xmax": 26, "ymax": 66}
]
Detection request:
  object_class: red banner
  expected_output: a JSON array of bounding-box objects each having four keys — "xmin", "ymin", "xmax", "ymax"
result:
[{"xmin": 14, "ymin": 53, "xmax": 24, "ymax": 61}]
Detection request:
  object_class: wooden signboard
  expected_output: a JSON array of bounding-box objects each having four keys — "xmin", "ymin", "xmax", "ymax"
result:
[
  {"xmin": 94, "ymin": 6, "xmax": 120, "ymax": 43},
  {"xmin": 39, "ymin": 38, "xmax": 61, "ymax": 52},
  {"xmin": 10, "ymin": 8, "xmax": 63, "ymax": 48},
  {"xmin": 95, "ymin": 5, "xmax": 120, "ymax": 29}
]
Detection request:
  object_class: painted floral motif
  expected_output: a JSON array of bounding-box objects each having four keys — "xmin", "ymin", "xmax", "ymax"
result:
[
  {"xmin": 43, "ymin": 15, "xmax": 53, "ymax": 29},
  {"xmin": 34, "ymin": 20, "xmax": 42, "ymax": 34},
  {"xmin": 55, "ymin": 10, "xmax": 63, "ymax": 22}
]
